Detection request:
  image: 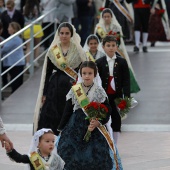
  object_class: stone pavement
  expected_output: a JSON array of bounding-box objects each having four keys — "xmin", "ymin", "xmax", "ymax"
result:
[
  {"xmin": 0, "ymin": 131, "xmax": 170, "ymax": 170},
  {"xmin": 1, "ymin": 43, "xmax": 170, "ymax": 169}
]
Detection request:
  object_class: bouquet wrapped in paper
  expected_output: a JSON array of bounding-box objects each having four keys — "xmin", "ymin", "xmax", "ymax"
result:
[
  {"xmin": 84, "ymin": 102, "xmax": 108, "ymax": 142},
  {"xmin": 115, "ymin": 97, "xmax": 132, "ymax": 120}
]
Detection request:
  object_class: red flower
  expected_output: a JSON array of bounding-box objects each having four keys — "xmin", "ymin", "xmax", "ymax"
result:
[
  {"xmin": 115, "ymin": 97, "xmax": 132, "ymax": 119},
  {"xmin": 100, "ymin": 103, "xmax": 108, "ymax": 112},
  {"xmin": 88, "ymin": 102, "xmax": 98, "ymax": 109},
  {"xmin": 118, "ymin": 100, "xmax": 127, "ymax": 110},
  {"xmin": 84, "ymin": 101, "xmax": 108, "ymax": 142},
  {"xmin": 99, "ymin": 7, "xmax": 105, "ymax": 12},
  {"xmin": 157, "ymin": 9, "xmax": 165, "ymax": 16},
  {"xmin": 107, "ymin": 30, "xmax": 117, "ymax": 36},
  {"xmin": 85, "ymin": 102, "xmax": 108, "ymax": 118}
]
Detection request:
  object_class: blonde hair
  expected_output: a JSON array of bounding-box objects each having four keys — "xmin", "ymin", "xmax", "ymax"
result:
[{"xmin": 9, "ymin": 22, "xmax": 21, "ymax": 33}]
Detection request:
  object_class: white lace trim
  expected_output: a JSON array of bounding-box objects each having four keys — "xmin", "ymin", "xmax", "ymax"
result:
[
  {"xmin": 66, "ymin": 84, "xmax": 108, "ymax": 112},
  {"xmin": 48, "ymin": 42, "xmax": 83, "ymax": 70}
]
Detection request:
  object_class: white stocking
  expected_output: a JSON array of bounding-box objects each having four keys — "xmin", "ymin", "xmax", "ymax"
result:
[
  {"xmin": 113, "ymin": 132, "xmax": 120, "ymax": 145},
  {"xmin": 142, "ymin": 32, "xmax": 148, "ymax": 46},
  {"xmin": 134, "ymin": 31, "xmax": 140, "ymax": 47}
]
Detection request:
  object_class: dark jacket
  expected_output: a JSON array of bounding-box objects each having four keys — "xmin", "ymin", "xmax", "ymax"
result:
[
  {"xmin": 96, "ymin": 55, "xmax": 130, "ymax": 98},
  {"xmin": 1, "ymin": 10, "xmax": 25, "ymax": 38},
  {"xmin": 76, "ymin": 0, "xmax": 95, "ymax": 17},
  {"xmin": 7, "ymin": 149, "xmax": 34, "ymax": 169}
]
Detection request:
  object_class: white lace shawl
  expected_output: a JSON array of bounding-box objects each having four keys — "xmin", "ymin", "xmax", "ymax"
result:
[
  {"xmin": 48, "ymin": 42, "xmax": 84, "ymax": 70},
  {"xmin": 66, "ymin": 84, "xmax": 108, "ymax": 112},
  {"xmin": 83, "ymin": 34, "xmax": 105, "ymax": 60},
  {"xmin": 95, "ymin": 50, "xmax": 105, "ymax": 60}
]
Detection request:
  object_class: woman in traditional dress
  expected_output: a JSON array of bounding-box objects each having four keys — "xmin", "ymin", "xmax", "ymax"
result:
[
  {"xmin": 83, "ymin": 34, "xmax": 105, "ymax": 61},
  {"xmin": 94, "ymin": 8, "xmax": 140, "ymax": 98},
  {"xmin": 105, "ymin": 0, "xmax": 131, "ymax": 41},
  {"xmin": 34, "ymin": 22, "xmax": 87, "ymax": 135}
]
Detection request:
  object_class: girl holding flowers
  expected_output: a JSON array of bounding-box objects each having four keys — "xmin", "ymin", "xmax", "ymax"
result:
[{"xmin": 57, "ymin": 61, "xmax": 123, "ymax": 170}]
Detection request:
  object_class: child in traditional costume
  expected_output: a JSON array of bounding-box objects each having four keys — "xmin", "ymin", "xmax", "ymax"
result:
[
  {"xmin": 95, "ymin": 8, "xmax": 140, "ymax": 107},
  {"xmin": 5, "ymin": 128, "xmax": 65, "ymax": 170},
  {"xmin": 96, "ymin": 35, "xmax": 130, "ymax": 144},
  {"xmin": 57, "ymin": 61, "xmax": 123, "ymax": 170},
  {"xmin": 83, "ymin": 34, "xmax": 105, "ymax": 61}
]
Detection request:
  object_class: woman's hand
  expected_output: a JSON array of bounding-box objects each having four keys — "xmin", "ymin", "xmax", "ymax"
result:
[
  {"xmin": 42, "ymin": 96, "xmax": 46, "ymax": 105},
  {"xmin": 88, "ymin": 119, "xmax": 100, "ymax": 132},
  {"xmin": 0, "ymin": 133, "xmax": 13, "ymax": 149}
]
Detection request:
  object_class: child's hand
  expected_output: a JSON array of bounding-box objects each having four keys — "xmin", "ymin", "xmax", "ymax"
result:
[
  {"xmin": 150, "ymin": 8, "xmax": 155, "ymax": 15},
  {"xmin": 88, "ymin": 119, "xmax": 100, "ymax": 132},
  {"xmin": 41, "ymin": 96, "xmax": 46, "ymax": 105},
  {"xmin": 5, "ymin": 142, "xmax": 12, "ymax": 152}
]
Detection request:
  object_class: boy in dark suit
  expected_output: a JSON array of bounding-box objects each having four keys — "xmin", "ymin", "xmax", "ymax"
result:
[{"xmin": 96, "ymin": 35, "xmax": 130, "ymax": 144}]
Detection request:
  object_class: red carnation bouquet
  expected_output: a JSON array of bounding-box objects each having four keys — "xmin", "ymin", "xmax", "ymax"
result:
[
  {"xmin": 115, "ymin": 97, "xmax": 132, "ymax": 119},
  {"xmin": 84, "ymin": 102, "xmax": 108, "ymax": 142}
]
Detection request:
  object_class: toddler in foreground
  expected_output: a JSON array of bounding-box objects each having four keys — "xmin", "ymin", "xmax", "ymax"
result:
[{"xmin": 5, "ymin": 128, "xmax": 65, "ymax": 170}]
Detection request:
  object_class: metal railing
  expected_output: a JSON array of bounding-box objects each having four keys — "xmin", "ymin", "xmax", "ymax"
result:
[{"xmin": 0, "ymin": 7, "xmax": 57, "ymax": 104}]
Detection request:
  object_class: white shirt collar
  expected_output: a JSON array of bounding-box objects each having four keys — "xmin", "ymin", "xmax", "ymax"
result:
[{"xmin": 106, "ymin": 54, "xmax": 116, "ymax": 62}]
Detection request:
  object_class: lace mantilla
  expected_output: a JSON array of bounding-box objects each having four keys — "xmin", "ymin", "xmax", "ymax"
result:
[
  {"xmin": 43, "ymin": 153, "xmax": 65, "ymax": 170},
  {"xmin": 66, "ymin": 84, "xmax": 108, "ymax": 111},
  {"xmin": 48, "ymin": 42, "xmax": 84, "ymax": 70}
]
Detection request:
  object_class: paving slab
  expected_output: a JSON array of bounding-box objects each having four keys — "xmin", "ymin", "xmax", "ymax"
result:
[{"xmin": 0, "ymin": 131, "xmax": 170, "ymax": 170}]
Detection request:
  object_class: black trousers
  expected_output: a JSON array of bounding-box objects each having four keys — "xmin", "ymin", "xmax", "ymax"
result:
[
  {"xmin": 134, "ymin": 8, "xmax": 150, "ymax": 32},
  {"xmin": 107, "ymin": 94, "xmax": 121, "ymax": 132},
  {"xmin": 42, "ymin": 22, "xmax": 54, "ymax": 49},
  {"xmin": 4, "ymin": 65, "xmax": 24, "ymax": 93},
  {"xmin": 1, "ymin": 64, "xmax": 8, "ymax": 86}
]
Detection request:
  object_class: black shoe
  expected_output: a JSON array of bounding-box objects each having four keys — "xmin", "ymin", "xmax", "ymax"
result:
[
  {"xmin": 134, "ymin": 46, "xmax": 139, "ymax": 52},
  {"xmin": 143, "ymin": 46, "xmax": 148, "ymax": 52},
  {"xmin": 150, "ymin": 42, "xmax": 155, "ymax": 47}
]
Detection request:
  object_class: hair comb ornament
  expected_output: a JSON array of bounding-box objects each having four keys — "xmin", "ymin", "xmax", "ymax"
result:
[{"xmin": 106, "ymin": 31, "xmax": 123, "ymax": 46}]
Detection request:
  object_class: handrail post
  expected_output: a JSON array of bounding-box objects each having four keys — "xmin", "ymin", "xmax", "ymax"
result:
[
  {"xmin": 29, "ymin": 24, "xmax": 34, "ymax": 77},
  {"xmin": 54, "ymin": 21, "xmax": 57, "ymax": 33},
  {"xmin": 0, "ymin": 45, "xmax": 2, "ymax": 105}
]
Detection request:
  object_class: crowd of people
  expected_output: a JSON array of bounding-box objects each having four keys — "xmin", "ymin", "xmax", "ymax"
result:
[{"xmin": 0, "ymin": 0, "xmax": 170, "ymax": 169}]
